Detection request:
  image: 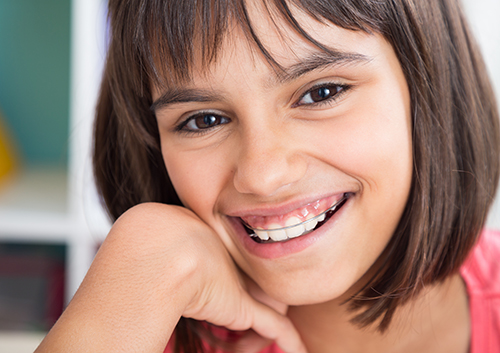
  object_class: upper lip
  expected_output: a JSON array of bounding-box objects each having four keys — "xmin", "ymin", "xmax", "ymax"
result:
[{"xmin": 224, "ymin": 192, "xmax": 349, "ymax": 218}]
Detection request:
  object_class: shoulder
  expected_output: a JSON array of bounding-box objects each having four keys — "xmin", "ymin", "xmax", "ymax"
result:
[{"xmin": 460, "ymin": 229, "xmax": 500, "ymax": 295}]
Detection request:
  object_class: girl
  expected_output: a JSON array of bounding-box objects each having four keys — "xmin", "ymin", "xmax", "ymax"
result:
[{"xmin": 36, "ymin": 0, "xmax": 500, "ymax": 352}]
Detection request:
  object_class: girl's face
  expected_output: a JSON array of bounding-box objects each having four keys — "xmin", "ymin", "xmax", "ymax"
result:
[{"xmin": 153, "ymin": 5, "xmax": 412, "ymax": 305}]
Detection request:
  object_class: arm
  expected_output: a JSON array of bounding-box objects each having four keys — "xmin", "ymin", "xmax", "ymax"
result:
[{"xmin": 35, "ymin": 203, "xmax": 306, "ymax": 353}]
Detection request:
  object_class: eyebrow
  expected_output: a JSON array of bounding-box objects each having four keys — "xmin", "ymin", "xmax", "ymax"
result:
[
  {"xmin": 151, "ymin": 50, "xmax": 371, "ymax": 112},
  {"xmin": 273, "ymin": 50, "xmax": 372, "ymax": 84},
  {"xmin": 150, "ymin": 89, "xmax": 224, "ymax": 112}
]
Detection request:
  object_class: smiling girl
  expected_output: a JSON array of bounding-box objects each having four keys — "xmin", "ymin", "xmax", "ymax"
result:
[{"xmin": 36, "ymin": 0, "xmax": 500, "ymax": 352}]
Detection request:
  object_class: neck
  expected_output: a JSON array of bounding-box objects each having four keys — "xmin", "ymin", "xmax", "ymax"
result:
[{"xmin": 287, "ymin": 274, "xmax": 470, "ymax": 353}]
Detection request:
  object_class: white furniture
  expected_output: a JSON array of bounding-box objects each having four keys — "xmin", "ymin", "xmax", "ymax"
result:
[
  {"xmin": 0, "ymin": 0, "xmax": 110, "ymax": 304},
  {"xmin": 0, "ymin": 332, "xmax": 45, "ymax": 353}
]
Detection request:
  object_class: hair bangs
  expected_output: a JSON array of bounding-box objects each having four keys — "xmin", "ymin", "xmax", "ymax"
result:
[{"xmin": 115, "ymin": 0, "xmax": 390, "ymax": 92}]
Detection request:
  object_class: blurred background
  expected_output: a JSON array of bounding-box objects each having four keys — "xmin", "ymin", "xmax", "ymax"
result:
[
  {"xmin": 0, "ymin": 0, "xmax": 498, "ymax": 351},
  {"xmin": 0, "ymin": 0, "xmax": 109, "ymax": 350}
]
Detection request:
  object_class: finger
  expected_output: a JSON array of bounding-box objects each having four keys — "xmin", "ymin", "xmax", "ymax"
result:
[
  {"xmin": 253, "ymin": 309, "xmax": 307, "ymax": 353},
  {"xmin": 242, "ymin": 274, "xmax": 288, "ymax": 315},
  {"xmin": 239, "ymin": 298, "xmax": 308, "ymax": 353}
]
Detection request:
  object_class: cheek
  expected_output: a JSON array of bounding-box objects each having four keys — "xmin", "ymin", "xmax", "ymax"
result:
[
  {"xmin": 314, "ymin": 118, "xmax": 411, "ymax": 192},
  {"xmin": 328, "ymin": 82, "xmax": 412, "ymax": 192},
  {"xmin": 161, "ymin": 148, "xmax": 228, "ymax": 217},
  {"xmin": 313, "ymin": 85, "xmax": 413, "ymax": 250}
]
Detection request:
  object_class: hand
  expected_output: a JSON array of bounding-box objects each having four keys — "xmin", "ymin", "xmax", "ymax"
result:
[
  {"xmin": 231, "ymin": 274, "xmax": 292, "ymax": 353},
  {"xmin": 172, "ymin": 207, "xmax": 307, "ymax": 353},
  {"xmin": 35, "ymin": 203, "xmax": 307, "ymax": 353}
]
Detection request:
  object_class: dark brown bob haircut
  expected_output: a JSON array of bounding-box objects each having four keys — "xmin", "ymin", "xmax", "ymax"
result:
[{"xmin": 94, "ymin": 0, "xmax": 500, "ymax": 351}]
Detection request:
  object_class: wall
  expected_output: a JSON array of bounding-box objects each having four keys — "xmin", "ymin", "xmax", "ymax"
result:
[
  {"xmin": 0, "ymin": 1, "xmax": 71, "ymax": 167},
  {"xmin": 461, "ymin": 0, "xmax": 500, "ymax": 228}
]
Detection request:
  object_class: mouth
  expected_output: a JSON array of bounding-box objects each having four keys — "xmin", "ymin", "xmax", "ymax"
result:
[{"xmin": 239, "ymin": 193, "xmax": 351, "ymax": 244}]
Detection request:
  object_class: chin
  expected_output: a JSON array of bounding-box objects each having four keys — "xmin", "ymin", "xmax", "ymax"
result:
[{"xmin": 258, "ymin": 272, "xmax": 359, "ymax": 307}]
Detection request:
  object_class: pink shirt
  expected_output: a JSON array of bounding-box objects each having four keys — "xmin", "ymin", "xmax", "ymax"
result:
[
  {"xmin": 460, "ymin": 229, "xmax": 500, "ymax": 353},
  {"xmin": 166, "ymin": 230, "xmax": 500, "ymax": 353}
]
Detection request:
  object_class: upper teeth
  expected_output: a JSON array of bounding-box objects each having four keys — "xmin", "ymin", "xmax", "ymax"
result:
[{"xmin": 251, "ymin": 207, "xmax": 329, "ymax": 242}]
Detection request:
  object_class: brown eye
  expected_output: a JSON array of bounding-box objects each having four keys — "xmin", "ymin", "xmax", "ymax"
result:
[
  {"xmin": 298, "ymin": 84, "xmax": 345, "ymax": 106},
  {"xmin": 183, "ymin": 113, "xmax": 229, "ymax": 131}
]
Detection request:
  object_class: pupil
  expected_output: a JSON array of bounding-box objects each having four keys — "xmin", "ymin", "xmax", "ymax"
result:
[
  {"xmin": 202, "ymin": 114, "xmax": 217, "ymax": 127},
  {"xmin": 312, "ymin": 87, "xmax": 331, "ymax": 101}
]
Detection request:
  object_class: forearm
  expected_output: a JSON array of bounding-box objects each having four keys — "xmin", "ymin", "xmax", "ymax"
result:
[
  {"xmin": 36, "ymin": 204, "xmax": 201, "ymax": 353},
  {"xmin": 35, "ymin": 203, "xmax": 308, "ymax": 353}
]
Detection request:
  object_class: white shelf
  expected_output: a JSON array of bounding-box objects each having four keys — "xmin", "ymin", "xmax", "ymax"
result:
[
  {"xmin": 0, "ymin": 163, "xmax": 110, "ymax": 301},
  {"xmin": 0, "ymin": 0, "xmax": 109, "ymax": 339},
  {"xmin": 0, "ymin": 167, "xmax": 69, "ymax": 242},
  {"xmin": 0, "ymin": 214, "xmax": 68, "ymax": 242},
  {"xmin": 0, "ymin": 167, "xmax": 67, "ymax": 213},
  {"xmin": 0, "ymin": 332, "xmax": 46, "ymax": 353}
]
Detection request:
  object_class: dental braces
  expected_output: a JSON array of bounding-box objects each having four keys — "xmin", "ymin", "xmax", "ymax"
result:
[{"xmin": 243, "ymin": 194, "xmax": 348, "ymax": 235}]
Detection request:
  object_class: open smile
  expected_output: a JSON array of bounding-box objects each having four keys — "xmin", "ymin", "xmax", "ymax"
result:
[{"xmin": 240, "ymin": 193, "xmax": 351, "ymax": 243}]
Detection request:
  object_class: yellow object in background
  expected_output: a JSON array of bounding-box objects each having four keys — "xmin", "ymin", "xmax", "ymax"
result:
[{"xmin": 0, "ymin": 108, "xmax": 17, "ymax": 182}]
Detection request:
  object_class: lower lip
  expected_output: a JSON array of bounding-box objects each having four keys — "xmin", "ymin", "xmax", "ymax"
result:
[{"xmin": 227, "ymin": 198, "xmax": 350, "ymax": 259}]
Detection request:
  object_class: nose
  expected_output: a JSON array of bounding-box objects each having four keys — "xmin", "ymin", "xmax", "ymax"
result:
[{"xmin": 232, "ymin": 121, "xmax": 307, "ymax": 197}]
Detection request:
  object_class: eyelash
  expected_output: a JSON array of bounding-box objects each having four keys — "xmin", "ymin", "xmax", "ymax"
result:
[
  {"xmin": 175, "ymin": 82, "xmax": 351, "ymax": 135},
  {"xmin": 294, "ymin": 82, "xmax": 351, "ymax": 108},
  {"xmin": 175, "ymin": 111, "xmax": 230, "ymax": 136}
]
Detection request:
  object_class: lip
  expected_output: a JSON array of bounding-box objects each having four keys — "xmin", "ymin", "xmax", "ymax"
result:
[
  {"xmin": 226, "ymin": 194, "xmax": 352, "ymax": 259},
  {"xmin": 226, "ymin": 193, "xmax": 346, "ymax": 218}
]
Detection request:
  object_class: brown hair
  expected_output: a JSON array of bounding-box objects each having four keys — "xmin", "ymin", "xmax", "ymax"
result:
[{"xmin": 94, "ymin": 0, "xmax": 500, "ymax": 350}]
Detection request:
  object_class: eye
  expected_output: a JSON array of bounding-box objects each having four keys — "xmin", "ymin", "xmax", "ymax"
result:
[
  {"xmin": 296, "ymin": 83, "xmax": 347, "ymax": 106},
  {"xmin": 179, "ymin": 112, "xmax": 230, "ymax": 132}
]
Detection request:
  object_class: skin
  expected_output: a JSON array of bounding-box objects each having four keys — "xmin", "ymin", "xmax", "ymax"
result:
[
  {"xmin": 35, "ymin": 3, "xmax": 470, "ymax": 353},
  {"xmin": 156, "ymin": 6, "xmax": 412, "ymax": 306}
]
